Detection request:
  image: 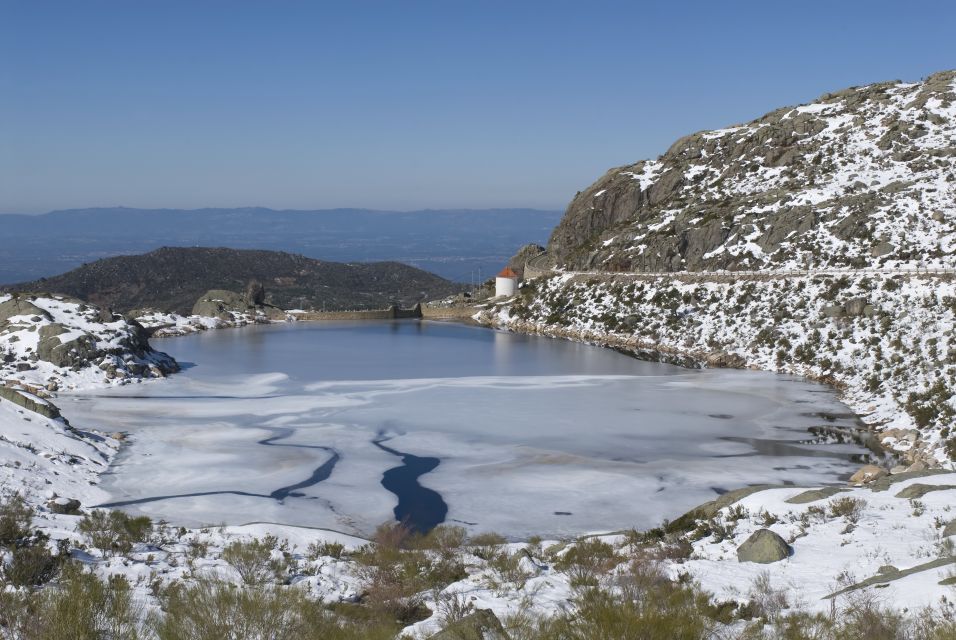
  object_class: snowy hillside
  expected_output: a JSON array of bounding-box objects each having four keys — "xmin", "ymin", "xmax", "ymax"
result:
[
  {"xmin": 0, "ymin": 292, "xmax": 179, "ymax": 511},
  {"xmin": 547, "ymin": 70, "xmax": 956, "ymax": 272},
  {"xmin": 0, "ymin": 397, "xmax": 118, "ymax": 510},
  {"xmin": 0, "ymin": 293, "xmax": 178, "ymax": 393}
]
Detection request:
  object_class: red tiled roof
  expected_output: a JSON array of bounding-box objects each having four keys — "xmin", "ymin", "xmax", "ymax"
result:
[{"xmin": 497, "ymin": 267, "xmax": 518, "ymax": 278}]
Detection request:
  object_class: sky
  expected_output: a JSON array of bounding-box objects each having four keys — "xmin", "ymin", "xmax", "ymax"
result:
[{"xmin": 1, "ymin": 0, "xmax": 955, "ymax": 214}]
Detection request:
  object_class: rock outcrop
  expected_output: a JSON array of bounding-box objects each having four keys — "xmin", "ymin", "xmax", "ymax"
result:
[
  {"xmin": 0, "ymin": 293, "xmax": 178, "ymax": 388},
  {"xmin": 192, "ymin": 287, "xmax": 289, "ymax": 322},
  {"xmin": 849, "ymin": 464, "xmax": 888, "ymax": 485},
  {"xmin": 736, "ymin": 529, "xmax": 792, "ymax": 564},
  {"xmin": 546, "ymin": 70, "xmax": 956, "ymax": 273},
  {"xmin": 0, "ymin": 386, "xmax": 61, "ymax": 419},
  {"xmin": 427, "ymin": 609, "xmax": 510, "ymax": 640}
]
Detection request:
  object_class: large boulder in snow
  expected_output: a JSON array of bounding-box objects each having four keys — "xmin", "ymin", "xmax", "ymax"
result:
[
  {"xmin": 46, "ymin": 497, "xmax": 82, "ymax": 515},
  {"xmin": 849, "ymin": 464, "xmax": 887, "ymax": 485},
  {"xmin": 736, "ymin": 529, "xmax": 791, "ymax": 564},
  {"xmin": 943, "ymin": 519, "xmax": 956, "ymax": 538},
  {"xmin": 428, "ymin": 608, "xmax": 510, "ymax": 640},
  {"xmin": 785, "ymin": 486, "xmax": 849, "ymax": 504},
  {"xmin": 845, "ymin": 297, "xmax": 868, "ymax": 317},
  {"xmin": 0, "ymin": 298, "xmax": 51, "ymax": 324},
  {"xmin": 895, "ymin": 483, "xmax": 956, "ymax": 499},
  {"xmin": 0, "ymin": 386, "xmax": 61, "ymax": 419},
  {"xmin": 37, "ymin": 324, "xmax": 98, "ymax": 369},
  {"xmin": 822, "ymin": 304, "xmax": 847, "ymax": 319}
]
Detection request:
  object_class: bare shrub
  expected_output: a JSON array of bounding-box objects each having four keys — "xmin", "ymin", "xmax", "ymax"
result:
[
  {"xmin": 747, "ymin": 570, "xmax": 789, "ymax": 621},
  {"xmin": 434, "ymin": 589, "xmax": 474, "ymax": 628},
  {"xmin": 828, "ymin": 497, "xmax": 867, "ymax": 523}
]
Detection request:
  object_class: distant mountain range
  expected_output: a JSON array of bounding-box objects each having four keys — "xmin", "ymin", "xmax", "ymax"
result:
[
  {"xmin": 3, "ymin": 247, "xmax": 462, "ymax": 314},
  {"xmin": 0, "ymin": 207, "xmax": 561, "ymax": 285}
]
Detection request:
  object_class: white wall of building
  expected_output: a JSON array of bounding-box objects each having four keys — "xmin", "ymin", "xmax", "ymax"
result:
[{"xmin": 495, "ymin": 276, "xmax": 517, "ymax": 298}]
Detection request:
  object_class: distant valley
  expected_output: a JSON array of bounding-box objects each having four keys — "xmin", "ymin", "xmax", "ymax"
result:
[{"xmin": 0, "ymin": 207, "xmax": 562, "ymax": 285}]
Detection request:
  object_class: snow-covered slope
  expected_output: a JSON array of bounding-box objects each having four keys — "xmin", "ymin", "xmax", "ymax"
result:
[
  {"xmin": 0, "ymin": 293, "xmax": 178, "ymax": 392},
  {"xmin": 0, "ymin": 293, "xmax": 178, "ymax": 510},
  {"xmin": 0, "ymin": 397, "xmax": 117, "ymax": 509},
  {"xmin": 548, "ymin": 70, "xmax": 956, "ymax": 272}
]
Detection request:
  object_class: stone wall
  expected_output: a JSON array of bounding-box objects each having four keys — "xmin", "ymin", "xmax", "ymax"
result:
[
  {"xmin": 291, "ymin": 304, "xmax": 422, "ymax": 321},
  {"xmin": 420, "ymin": 304, "xmax": 479, "ymax": 320}
]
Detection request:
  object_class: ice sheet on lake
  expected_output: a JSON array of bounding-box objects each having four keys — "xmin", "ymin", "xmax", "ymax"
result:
[{"xmin": 60, "ymin": 322, "xmax": 867, "ymax": 539}]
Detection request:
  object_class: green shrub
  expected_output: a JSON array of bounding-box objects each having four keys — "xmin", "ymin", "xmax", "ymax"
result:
[
  {"xmin": 5, "ymin": 540, "xmax": 62, "ymax": 587},
  {"xmin": 152, "ymin": 579, "xmax": 395, "ymax": 640},
  {"xmin": 0, "ymin": 492, "xmax": 33, "ymax": 546},
  {"xmin": 555, "ymin": 539, "xmax": 620, "ymax": 588},
  {"xmin": 307, "ymin": 540, "xmax": 346, "ymax": 561},
  {"xmin": 416, "ymin": 525, "xmax": 467, "ymax": 557},
  {"xmin": 31, "ymin": 564, "xmax": 140, "ymax": 640},
  {"xmin": 828, "ymin": 497, "xmax": 867, "ymax": 523},
  {"xmin": 525, "ymin": 560, "xmax": 712, "ymax": 639},
  {"xmin": 353, "ymin": 524, "xmax": 459, "ymax": 625},
  {"xmin": 468, "ymin": 531, "xmax": 507, "ymax": 560},
  {"xmin": 78, "ymin": 510, "xmax": 152, "ymax": 557}
]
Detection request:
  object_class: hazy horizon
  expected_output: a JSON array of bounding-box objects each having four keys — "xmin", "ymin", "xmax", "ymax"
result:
[{"xmin": 0, "ymin": 205, "xmax": 563, "ymax": 217}]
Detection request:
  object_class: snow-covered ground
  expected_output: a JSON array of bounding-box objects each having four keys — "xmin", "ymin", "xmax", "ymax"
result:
[
  {"xmin": 0, "ymin": 293, "xmax": 177, "ymax": 516},
  {"xmin": 403, "ymin": 472, "xmax": 956, "ymax": 637},
  {"xmin": 135, "ymin": 309, "xmax": 266, "ymax": 337},
  {"xmin": 3, "ymin": 291, "xmax": 955, "ymax": 636},
  {"xmin": 0, "ymin": 397, "xmax": 117, "ymax": 510},
  {"xmin": 1, "ymin": 293, "xmax": 176, "ymax": 391},
  {"xmin": 683, "ymin": 472, "xmax": 956, "ymax": 613}
]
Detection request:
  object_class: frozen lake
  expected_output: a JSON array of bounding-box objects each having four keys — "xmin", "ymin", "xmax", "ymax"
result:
[{"xmin": 62, "ymin": 321, "xmax": 868, "ymax": 539}]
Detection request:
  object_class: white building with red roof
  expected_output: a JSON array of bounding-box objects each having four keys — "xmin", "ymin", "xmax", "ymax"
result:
[{"xmin": 495, "ymin": 267, "xmax": 518, "ymax": 298}]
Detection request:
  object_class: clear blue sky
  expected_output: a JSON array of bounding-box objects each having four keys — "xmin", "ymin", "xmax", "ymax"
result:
[{"xmin": 2, "ymin": 0, "xmax": 954, "ymax": 214}]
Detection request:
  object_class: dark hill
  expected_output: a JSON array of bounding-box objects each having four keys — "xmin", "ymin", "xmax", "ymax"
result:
[{"xmin": 3, "ymin": 247, "xmax": 463, "ymax": 315}]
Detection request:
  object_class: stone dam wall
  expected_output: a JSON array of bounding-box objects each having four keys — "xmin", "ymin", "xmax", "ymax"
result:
[{"xmin": 291, "ymin": 304, "xmax": 422, "ymax": 321}]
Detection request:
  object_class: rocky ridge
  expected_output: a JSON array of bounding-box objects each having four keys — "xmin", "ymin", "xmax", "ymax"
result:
[
  {"xmin": 0, "ymin": 293, "xmax": 178, "ymax": 393},
  {"xmin": 547, "ymin": 70, "xmax": 956, "ymax": 272}
]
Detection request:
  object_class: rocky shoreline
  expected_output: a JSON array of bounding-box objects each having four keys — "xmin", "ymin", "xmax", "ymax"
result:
[{"xmin": 479, "ymin": 271, "xmax": 955, "ymax": 471}]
